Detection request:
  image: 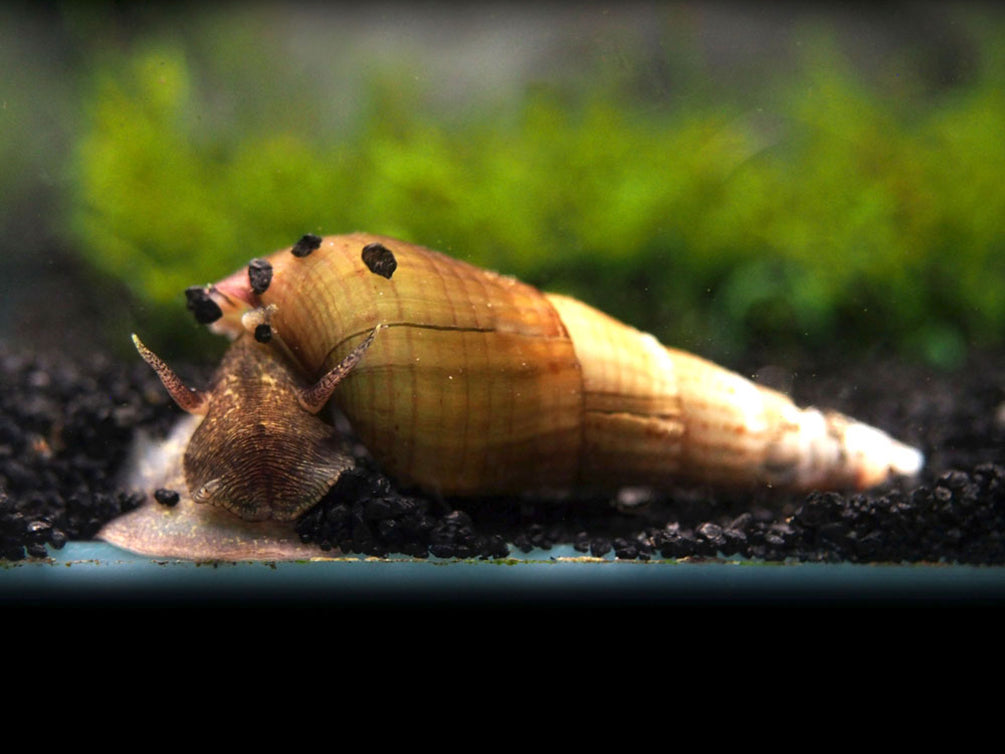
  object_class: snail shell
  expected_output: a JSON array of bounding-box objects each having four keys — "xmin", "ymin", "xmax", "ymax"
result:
[{"xmin": 146, "ymin": 232, "xmax": 923, "ymax": 518}]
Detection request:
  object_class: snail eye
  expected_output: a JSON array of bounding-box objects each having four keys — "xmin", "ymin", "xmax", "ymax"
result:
[
  {"xmin": 240, "ymin": 305, "xmax": 277, "ymax": 341},
  {"xmin": 193, "ymin": 478, "xmax": 223, "ymax": 505},
  {"xmin": 254, "ymin": 323, "xmax": 272, "ymax": 343}
]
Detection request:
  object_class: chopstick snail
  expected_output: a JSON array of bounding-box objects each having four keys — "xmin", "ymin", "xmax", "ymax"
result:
[{"xmin": 134, "ymin": 233, "xmax": 923, "ymax": 522}]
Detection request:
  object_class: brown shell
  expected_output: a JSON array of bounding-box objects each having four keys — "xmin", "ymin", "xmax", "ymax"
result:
[{"xmin": 206, "ymin": 233, "xmax": 923, "ymax": 496}]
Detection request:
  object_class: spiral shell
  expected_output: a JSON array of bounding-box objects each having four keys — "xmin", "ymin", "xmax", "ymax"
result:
[{"xmin": 186, "ymin": 232, "xmax": 922, "ymax": 505}]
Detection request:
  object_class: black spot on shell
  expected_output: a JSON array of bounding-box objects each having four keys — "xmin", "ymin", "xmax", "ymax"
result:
[
  {"xmin": 154, "ymin": 488, "xmax": 180, "ymax": 507},
  {"xmin": 248, "ymin": 258, "xmax": 273, "ymax": 295},
  {"xmin": 254, "ymin": 323, "xmax": 272, "ymax": 343},
  {"xmin": 185, "ymin": 286, "xmax": 223, "ymax": 325},
  {"xmin": 361, "ymin": 242, "xmax": 397, "ymax": 279},
  {"xmin": 291, "ymin": 234, "xmax": 322, "ymax": 258}
]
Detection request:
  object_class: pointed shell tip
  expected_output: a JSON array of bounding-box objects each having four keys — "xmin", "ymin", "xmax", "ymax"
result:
[{"xmin": 891, "ymin": 443, "xmax": 924, "ymax": 477}]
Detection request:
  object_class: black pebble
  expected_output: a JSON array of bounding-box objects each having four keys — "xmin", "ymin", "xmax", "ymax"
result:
[
  {"xmin": 696, "ymin": 521, "xmax": 726, "ymax": 555},
  {"xmin": 660, "ymin": 525, "xmax": 697, "ymax": 559},
  {"xmin": 590, "ymin": 538, "xmax": 612, "ymax": 558},
  {"xmin": 247, "ymin": 258, "xmax": 273, "ymax": 294},
  {"xmin": 26, "ymin": 542, "xmax": 48, "ymax": 558},
  {"xmin": 184, "ymin": 286, "xmax": 223, "ymax": 325},
  {"xmin": 291, "ymin": 234, "xmax": 322, "ymax": 257},
  {"xmin": 722, "ymin": 528, "xmax": 747, "ymax": 556},
  {"xmin": 364, "ymin": 498, "xmax": 395, "ymax": 520},
  {"xmin": 361, "ymin": 242, "xmax": 397, "ymax": 279},
  {"xmin": 613, "ymin": 538, "xmax": 638, "ymax": 559},
  {"xmin": 293, "ymin": 467, "xmax": 511, "ymax": 560},
  {"xmin": 154, "ymin": 488, "xmax": 180, "ymax": 507},
  {"xmin": 0, "ymin": 344, "xmax": 182, "ymax": 561}
]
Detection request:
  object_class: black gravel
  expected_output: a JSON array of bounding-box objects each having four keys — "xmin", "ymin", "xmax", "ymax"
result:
[
  {"xmin": 0, "ymin": 344, "xmax": 179, "ymax": 561},
  {"xmin": 2, "ymin": 340, "xmax": 1004, "ymax": 564}
]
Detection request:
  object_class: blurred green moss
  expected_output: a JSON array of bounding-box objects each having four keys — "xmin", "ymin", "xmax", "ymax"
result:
[{"xmin": 68, "ymin": 12, "xmax": 1005, "ymax": 367}]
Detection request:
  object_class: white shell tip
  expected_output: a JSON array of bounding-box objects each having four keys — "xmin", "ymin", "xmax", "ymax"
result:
[
  {"xmin": 889, "ymin": 442, "xmax": 925, "ymax": 477},
  {"xmin": 839, "ymin": 421, "xmax": 924, "ymax": 488}
]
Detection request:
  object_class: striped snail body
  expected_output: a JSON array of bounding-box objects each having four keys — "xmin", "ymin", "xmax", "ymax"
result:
[{"xmin": 135, "ymin": 232, "xmax": 923, "ymax": 522}]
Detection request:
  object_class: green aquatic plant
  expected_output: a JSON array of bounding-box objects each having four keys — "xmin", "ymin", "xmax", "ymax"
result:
[{"xmin": 69, "ymin": 17, "xmax": 1005, "ymax": 366}]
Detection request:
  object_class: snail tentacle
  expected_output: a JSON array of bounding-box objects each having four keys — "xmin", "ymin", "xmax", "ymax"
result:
[
  {"xmin": 298, "ymin": 325, "xmax": 382, "ymax": 414},
  {"xmin": 131, "ymin": 334, "xmax": 208, "ymax": 415}
]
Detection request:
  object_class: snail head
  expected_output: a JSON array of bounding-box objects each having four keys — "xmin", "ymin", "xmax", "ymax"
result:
[{"xmin": 132, "ymin": 324, "xmax": 380, "ymax": 521}]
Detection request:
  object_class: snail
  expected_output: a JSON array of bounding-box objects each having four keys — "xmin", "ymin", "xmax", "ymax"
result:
[{"xmin": 133, "ymin": 232, "xmax": 923, "ymax": 523}]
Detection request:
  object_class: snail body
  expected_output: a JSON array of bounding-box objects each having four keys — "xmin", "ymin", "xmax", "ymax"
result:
[{"xmin": 138, "ymin": 233, "xmax": 923, "ymax": 521}]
